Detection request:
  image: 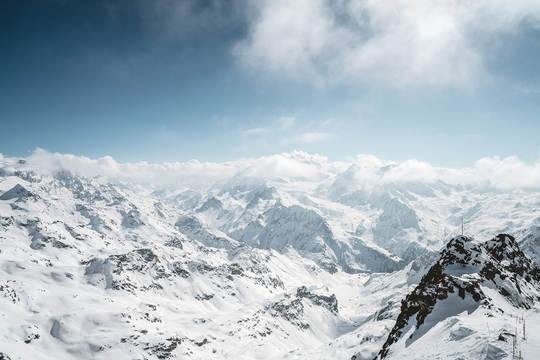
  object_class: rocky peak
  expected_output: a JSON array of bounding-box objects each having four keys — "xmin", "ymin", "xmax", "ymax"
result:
[
  {"xmin": 195, "ymin": 196, "xmax": 223, "ymax": 213},
  {"xmin": 326, "ymin": 164, "xmax": 360, "ymax": 200},
  {"xmin": 0, "ymin": 184, "xmax": 34, "ymax": 201},
  {"xmin": 374, "ymin": 233, "xmax": 540, "ymax": 359},
  {"xmin": 484, "ymin": 233, "xmax": 522, "ymax": 262}
]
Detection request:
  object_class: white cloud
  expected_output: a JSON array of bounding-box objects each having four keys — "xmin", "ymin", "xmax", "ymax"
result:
[
  {"xmin": 321, "ymin": 119, "xmax": 334, "ymax": 127},
  {"xmin": 241, "ymin": 151, "xmax": 330, "ymax": 180},
  {"xmin": 243, "ymin": 128, "xmax": 270, "ymax": 135},
  {"xmin": 5, "ymin": 149, "xmax": 540, "ymax": 190},
  {"xmin": 380, "ymin": 159, "xmax": 439, "ymax": 184},
  {"xmin": 278, "ymin": 116, "xmax": 295, "ymax": 129},
  {"xmin": 299, "ymin": 132, "xmax": 332, "ymax": 143},
  {"xmin": 22, "ymin": 148, "xmax": 245, "ymax": 187},
  {"xmin": 7, "ymin": 149, "xmax": 338, "ymax": 186},
  {"xmin": 351, "ymin": 154, "xmax": 540, "ymax": 189},
  {"xmin": 239, "ymin": 116, "xmax": 300, "ymax": 151},
  {"xmin": 234, "ymin": 0, "xmax": 540, "ymax": 88},
  {"xmin": 451, "ymin": 156, "xmax": 540, "ymax": 189}
]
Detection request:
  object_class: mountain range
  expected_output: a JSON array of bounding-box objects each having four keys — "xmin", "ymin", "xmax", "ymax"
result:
[{"xmin": 1, "ymin": 153, "xmax": 540, "ymax": 359}]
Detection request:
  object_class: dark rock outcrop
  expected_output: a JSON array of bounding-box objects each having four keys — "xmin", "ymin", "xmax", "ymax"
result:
[{"xmin": 374, "ymin": 234, "xmax": 540, "ymax": 359}]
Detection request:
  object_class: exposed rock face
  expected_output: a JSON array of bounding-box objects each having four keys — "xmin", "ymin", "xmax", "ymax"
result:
[
  {"xmin": 296, "ymin": 286, "xmax": 339, "ymax": 314},
  {"xmin": 83, "ymin": 248, "xmax": 166, "ymax": 292},
  {"xmin": 195, "ymin": 197, "xmax": 223, "ymax": 213},
  {"xmin": 268, "ymin": 298, "xmax": 309, "ymax": 330},
  {"xmin": 121, "ymin": 209, "xmax": 145, "ymax": 228},
  {"xmin": 241, "ymin": 203, "xmax": 335, "ymax": 253},
  {"xmin": 54, "ymin": 169, "xmax": 127, "ymax": 204},
  {"xmin": 517, "ymin": 223, "xmax": 540, "ymax": 263},
  {"xmin": 375, "ymin": 234, "xmax": 540, "ymax": 359},
  {"xmin": 267, "ymin": 286, "xmax": 339, "ymax": 330},
  {"xmin": 325, "ymin": 164, "xmax": 361, "ymax": 203},
  {"xmin": 373, "ymin": 198, "xmax": 420, "ymax": 245},
  {"xmin": 0, "ymin": 184, "xmax": 33, "ymax": 201}
]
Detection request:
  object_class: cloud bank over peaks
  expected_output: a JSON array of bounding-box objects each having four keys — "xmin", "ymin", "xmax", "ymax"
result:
[
  {"xmin": 234, "ymin": 0, "xmax": 540, "ymax": 88},
  {"xmin": 349, "ymin": 154, "xmax": 540, "ymax": 190},
  {"xmin": 1, "ymin": 149, "xmax": 540, "ymax": 190},
  {"xmin": 2, "ymin": 149, "xmax": 340, "ymax": 187},
  {"xmin": 239, "ymin": 151, "xmax": 337, "ymax": 181}
]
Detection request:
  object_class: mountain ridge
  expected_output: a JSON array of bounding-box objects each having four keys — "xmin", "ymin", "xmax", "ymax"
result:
[
  {"xmin": 371, "ymin": 234, "xmax": 540, "ymax": 360},
  {"xmin": 2, "ymin": 159, "xmax": 540, "ymax": 359}
]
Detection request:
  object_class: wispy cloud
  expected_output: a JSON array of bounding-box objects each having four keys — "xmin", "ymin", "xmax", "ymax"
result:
[
  {"xmin": 238, "ymin": 114, "xmax": 336, "ymax": 152},
  {"xmin": 515, "ymin": 83, "xmax": 540, "ymax": 95},
  {"xmin": 299, "ymin": 132, "xmax": 332, "ymax": 143},
  {"xmin": 321, "ymin": 119, "xmax": 334, "ymax": 127},
  {"xmin": 243, "ymin": 128, "xmax": 270, "ymax": 135},
  {"xmin": 277, "ymin": 116, "xmax": 295, "ymax": 129},
  {"xmin": 238, "ymin": 115, "xmax": 300, "ymax": 151}
]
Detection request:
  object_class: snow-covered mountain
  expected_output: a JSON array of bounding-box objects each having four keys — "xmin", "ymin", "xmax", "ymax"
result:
[
  {"xmin": 153, "ymin": 156, "xmax": 540, "ymax": 275},
  {"xmin": 370, "ymin": 234, "xmax": 540, "ymax": 359},
  {"xmin": 1, "ymin": 153, "xmax": 540, "ymax": 359}
]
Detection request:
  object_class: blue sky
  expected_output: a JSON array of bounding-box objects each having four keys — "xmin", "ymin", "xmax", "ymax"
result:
[{"xmin": 1, "ymin": 0, "xmax": 540, "ymax": 167}]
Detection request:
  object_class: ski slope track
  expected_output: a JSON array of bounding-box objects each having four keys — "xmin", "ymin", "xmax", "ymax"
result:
[{"xmin": 1, "ymin": 155, "xmax": 540, "ymax": 359}]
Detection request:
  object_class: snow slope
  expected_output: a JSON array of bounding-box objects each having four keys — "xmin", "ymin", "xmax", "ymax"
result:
[
  {"xmin": 0, "ymin": 162, "xmax": 401, "ymax": 359},
  {"xmin": 370, "ymin": 234, "xmax": 540, "ymax": 360},
  {"xmin": 1, "ymin": 154, "xmax": 540, "ymax": 359},
  {"xmin": 154, "ymin": 154, "xmax": 540, "ymax": 275}
]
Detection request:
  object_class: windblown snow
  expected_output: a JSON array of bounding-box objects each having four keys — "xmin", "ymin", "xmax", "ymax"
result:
[{"xmin": 1, "ymin": 152, "xmax": 540, "ymax": 360}]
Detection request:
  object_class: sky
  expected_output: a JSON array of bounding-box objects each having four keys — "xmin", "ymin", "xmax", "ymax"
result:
[{"xmin": 1, "ymin": 0, "xmax": 540, "ymax": 168}]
